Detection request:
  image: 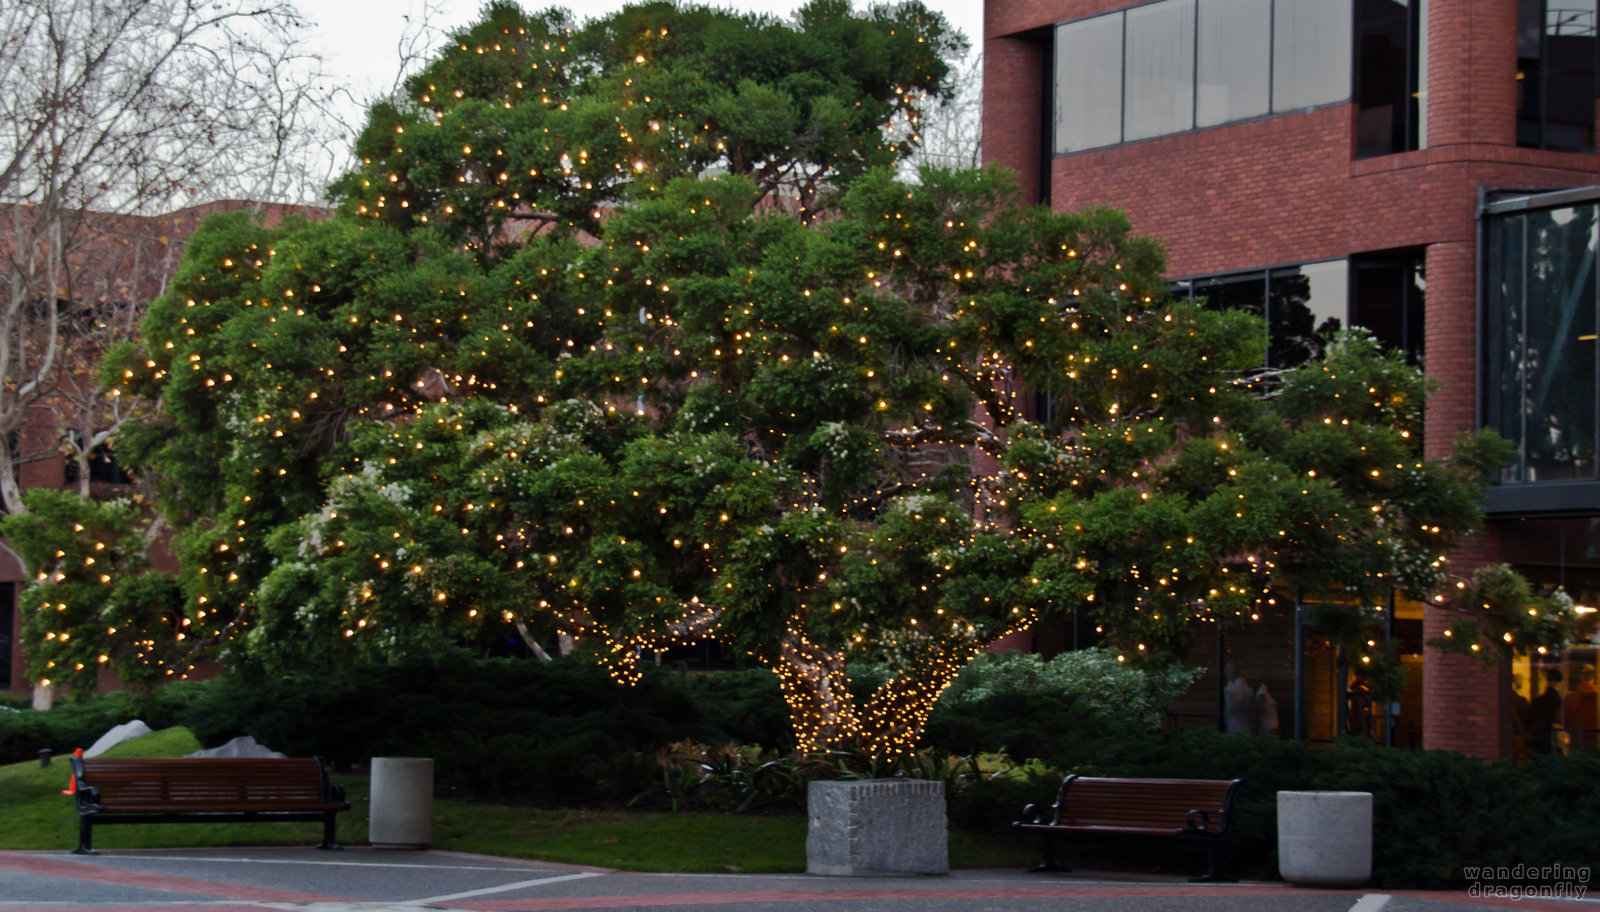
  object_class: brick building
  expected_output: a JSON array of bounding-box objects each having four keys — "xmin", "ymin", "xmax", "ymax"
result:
[{"xmin": 983, "ymin": 0, "xmax": 1600, "ymax": 757}]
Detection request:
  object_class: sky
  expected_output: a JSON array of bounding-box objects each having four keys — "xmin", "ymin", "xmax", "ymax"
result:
[{"xmin": 307, "ymin": 0, "xmax": 985, "ymax": 119}]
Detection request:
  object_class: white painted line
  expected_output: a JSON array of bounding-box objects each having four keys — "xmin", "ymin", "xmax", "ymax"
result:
[
  {"xmin": 412, "ymin": 870, "xmax": 607, "ymax": 903},
  {"xmin": 1348, "ymin": 894, "xmax": 1393, "ymax": 912}
]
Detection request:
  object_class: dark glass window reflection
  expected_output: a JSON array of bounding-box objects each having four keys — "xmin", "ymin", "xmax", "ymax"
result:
[
  {"xmin": 1485, "ymin": 203, "xmax": 1600, "ymax": 485},
  {"xmin": 1352, "ymin": 249, "xmax": 1426, "ymax": 365},
  {"xmin": 1355, "ymin": 0, "xmax": 1427, "ymax": 157},
  {"xmin": 1518, "ymin": 0, "xmax": 1598, "ymax": 153},
  {"xmin": 1177, "ymin": 260, "xmax": 1347, "ymax": 370}
]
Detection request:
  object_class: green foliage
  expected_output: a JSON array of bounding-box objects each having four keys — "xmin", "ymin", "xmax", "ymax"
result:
[
  {"xmin": 924, "ymin": 649, "xmax": 1203, "ymax": 758},
  {"xmin": 942, "ymin": 649, "xmax": 1203, "ymax": 729},
  {"xmin": 178, "ymin": 655, "xmax": 787, "ymax": 798},
  {"xmin": 66, "ymin": 0, "xmax": 1536, "ymax": 762},
  {"xmin": 0, "ymin": 489, "xmax": 184, "ymax": 695},
  {"xmin": 333, "ymin": 0, "xmax": 961, "ymax": 242},
  {"xmin": 1431, "ymin": 562, "xmax": 1577, "ymax": 662},
  {"xmin": 0, "ymin": 684, "xmax": 203, "ymax": 764}
]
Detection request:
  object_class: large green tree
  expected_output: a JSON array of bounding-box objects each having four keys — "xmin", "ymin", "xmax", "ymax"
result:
[{"xmin": 12, "ymin": 1, "xmax": 1566, "ymax": 750}]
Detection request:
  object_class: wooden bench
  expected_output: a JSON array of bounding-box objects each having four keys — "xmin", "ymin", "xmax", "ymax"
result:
[
  {"xmin": 69, "ymin": 755, "xmax": 349, "ymax": 855},
  {"xmin": 1013, "ymin": 774, "xmax": 1243, "ymax": 881}
]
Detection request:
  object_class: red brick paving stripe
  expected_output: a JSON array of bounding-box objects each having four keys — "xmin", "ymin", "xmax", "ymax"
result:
[
  {"xmin": 450, "ymin": 884, "xmax": 1305, "ymax": 910},
  {"xmin": 12, "ymin": 905, "xmax": 268, "ymax": 912},
  {"xmin": 0, "ymin": 851, "xmax": 346, "ymax": 904}
]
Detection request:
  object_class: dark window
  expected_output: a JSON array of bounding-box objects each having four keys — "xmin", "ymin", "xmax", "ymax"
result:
[
  {"xmin": 62, "ymin": 439, "xmax": 133, "ymax": 487},
  {"xmin": 1518, "ymin": 0, "xmax": 1598, "ymax": 153},
  {"xmin": 1351, "ymin": 248, "xmax": 1426, "ymax": 364},
  {"xmin": 0, "ymin": 582, "xmax": 12, "ymax": 691},
  {"xmin": 1355, "ymin": 0, "xmax": 1428, "ymax": 157},
  {"xmin": 1484, "ymin": 199, "xmax": 1600, "ymax": 486},
  {"xmin": 1054, "ymin": 0, "xmax": 1351, "ymax": 154}
]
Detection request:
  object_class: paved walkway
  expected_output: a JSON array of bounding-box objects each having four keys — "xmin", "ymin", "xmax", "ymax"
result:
[{"xmin": 0, "ymin": 848, "xmax": 1593, "ymax": 912}]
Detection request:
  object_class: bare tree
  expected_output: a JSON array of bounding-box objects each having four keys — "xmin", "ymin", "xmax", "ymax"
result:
[
  {"xmin": 0, "ymin": 0, "xmax": 338, "ymax": 535},
  {"xmin": 903, "ymin": 51, "xmax": 982, "ymax": 175}
]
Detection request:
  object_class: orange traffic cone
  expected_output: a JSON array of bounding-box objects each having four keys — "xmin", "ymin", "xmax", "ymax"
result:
[{"xmin": 62, "ymin": 747, "xmax": 82, "ymax": 795}]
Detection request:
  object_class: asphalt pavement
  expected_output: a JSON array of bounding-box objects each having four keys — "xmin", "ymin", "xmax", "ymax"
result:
[{"xmin": 0, "ymin": 847, "xmax": 1594, "ymax": 912}]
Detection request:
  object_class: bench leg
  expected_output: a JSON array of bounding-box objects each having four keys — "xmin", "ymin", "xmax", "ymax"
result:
[
  {"xmin": 317, "ymin": 812, "xmax": 341, "ymax": 850},
  {"xmin": 1028, "ymin": 833, "xmax": 1069, "ymax": 873},
  {"xmin": 73, "ymin": 817, "xmax": 96, "ymax": 855},
  {"xmin": 1190, "ymin": 842, "xmax": 1234, "ymax": 883}
]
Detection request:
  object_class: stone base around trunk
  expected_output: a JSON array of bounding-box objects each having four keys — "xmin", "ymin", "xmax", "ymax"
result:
[{"xmin": 806, "ymin": 779, "xmax": 947, "ymax": 876}]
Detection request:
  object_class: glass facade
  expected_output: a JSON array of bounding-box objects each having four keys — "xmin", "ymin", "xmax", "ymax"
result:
[
  {"xmin": 1173, "ymin": 254, "xmax": 1423, "ymax": 371},
  {"xmin": 1518, "ymin": 0, "xmax": 1598, "ymax": 153},
  {"xmin": 1054, "ymin": 0, "xmax": 1353, "ymax": 153},
  {"xmin": 1484, "ymin": 199, "xmax": 1600, "ymax": 486}
]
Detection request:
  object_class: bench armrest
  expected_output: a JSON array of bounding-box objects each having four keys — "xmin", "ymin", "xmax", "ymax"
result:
[
  {"xmin": 327, "ymin": 783, "xmax": 347, "ymax": 804},
  {"xmin": 75, "ymin": 785, "xmax": 104, "ymax": 816},
  {"xmin": 1183, "ymin": 808, "xmax": 1210, "ymax": 832},
  {"xmin": 1014, "ymin": 802, "xmax": 1052, "ymax": 826}
]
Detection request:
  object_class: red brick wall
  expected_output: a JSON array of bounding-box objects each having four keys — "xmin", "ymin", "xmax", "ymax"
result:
[
  {"xmin": 982, "ymin": 34, "xmax": 1046, "ymax": 203},
  {"xmin": 982, "ymin": 0, "xmax": 1600, "ymax": 758}
]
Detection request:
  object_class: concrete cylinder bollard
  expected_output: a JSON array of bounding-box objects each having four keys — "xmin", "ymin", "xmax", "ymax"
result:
[
  {"xmin": 1277, "ymin": 790, "xmax": 1372, "ymax": 887},
  {"xmin": 369, "ymin": 757, "xmax": 434, "ymax": 849}
]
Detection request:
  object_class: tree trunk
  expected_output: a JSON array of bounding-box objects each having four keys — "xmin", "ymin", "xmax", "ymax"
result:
[{"xmin": 775, "ymin": 637, "xmax": 982, "ymax": 760}]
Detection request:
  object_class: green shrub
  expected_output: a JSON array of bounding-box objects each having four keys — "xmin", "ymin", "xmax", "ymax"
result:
[
  {"xmin": 175, "ymin": 652, "xmax": 785, "ymax": 800},
  {"xmin": 925, "ymin": 649, "xmax": 1203, "ymax": 756},
  {"xmin": 0, "ymin": 684, "xmax": 204, "ymax": 764}
]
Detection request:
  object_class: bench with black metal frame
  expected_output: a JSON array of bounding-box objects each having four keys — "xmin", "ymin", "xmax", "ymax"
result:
[
  {"xmin": 1013, "ymin": 774, "xmax": 1243, "ymax": 882},
  {"xmin": 68, "ymin": 755, "xmax": 349, "ymax": 855}
]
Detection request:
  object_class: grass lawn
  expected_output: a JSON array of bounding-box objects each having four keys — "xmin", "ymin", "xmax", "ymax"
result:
[{"xmin": 0, "ymin": 727, "xmax": 1032, "ymax": 872}]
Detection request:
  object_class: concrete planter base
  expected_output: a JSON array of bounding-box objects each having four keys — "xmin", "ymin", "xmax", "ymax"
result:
[
  {"xmin": 806, "ymin": 779, "xmax": 947, "ymax": 876},
  {"xmin": 369, "ymin": 757, "xmax": 434, "ymax": 849},
  {"xmin": 1277, "ymin": 790, "xmax": 1372, "ymax": 887}
]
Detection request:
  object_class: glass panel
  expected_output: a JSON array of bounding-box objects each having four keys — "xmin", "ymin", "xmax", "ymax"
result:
[
  {"xmin": 1487, "ymin": 214, "xmax": 1528, "ymax": 483},
  {"xmin": 1355, "ymin": 0, "xmax": 1414, "ymax": 157},
  {"xmin": 1523, "ymin": 205, "xmax": 1599, "ymax": 482},
  {"xmin": 1416, "ymin": 0, "xmax": 1428, "ymax": 148},
  {"xmin": 1055, "ymin": 15, "xmax": 1125, "ymax": 153},
  {"xmin": 1544, "ymin": 0, "xmax": 1597, "ymax": 152},
  {"xmin": 1269, "ymin": 260, "xmax": 1347, "ymax": 368},
  {"xmin": 1197, "ymin": 0, "xmax": 1271, "ymax": 127},
  {"xmin": 1124, "ymin": 0, "xmax": 1197, "ymax": 141},
  {"xmin": 1272, "ymin": 0, "xmax": 1354, "ymax": 111}
]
